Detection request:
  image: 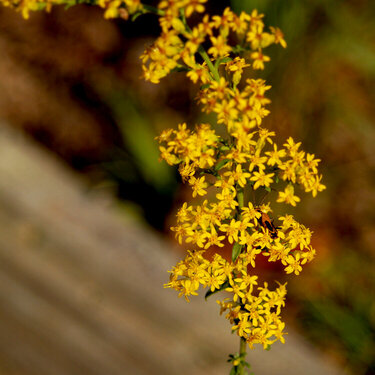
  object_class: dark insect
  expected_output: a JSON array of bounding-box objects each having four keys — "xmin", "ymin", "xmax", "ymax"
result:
[{"xmin": 256, "ymin": 209, "xmax": 278, "ymax": 239}]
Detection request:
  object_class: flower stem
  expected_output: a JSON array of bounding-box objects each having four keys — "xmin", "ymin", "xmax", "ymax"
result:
[
  {"xmin": 142, "ymin": 4, "xmax": 164, "ymax": 16},
  {"xmin": 238, "ymin": 337, "xmax": 247, "ymax": 375},
  {"xmin": 198, "ymin": 46, "xmax": 220, "ymax": 82},
  {"xmin": 237, "ymin": 189, "xmax": 244, "ymax": 209}
]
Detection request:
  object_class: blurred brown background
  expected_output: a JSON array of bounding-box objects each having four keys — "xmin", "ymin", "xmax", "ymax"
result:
[{"xmin": 0, "ymin": 0, "xmax": 374, "ymax": 374}]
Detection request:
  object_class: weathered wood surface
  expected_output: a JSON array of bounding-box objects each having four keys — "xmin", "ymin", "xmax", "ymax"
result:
[{"xmin": 0, "ymin": 124, "xmax": 345, "ymax": 375}]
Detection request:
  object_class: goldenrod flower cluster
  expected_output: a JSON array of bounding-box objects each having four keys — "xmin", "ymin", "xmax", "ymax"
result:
[
  {"xmin": 168, "ymin": 250, "xmax": 287, "ymax": 349},
  {"xmin": 0, "ymin": 0, "xmax": 59, "ymax": 18},
  {"xmin": 148, "ymin": 3, "xmax": 326, "ymax": 349},
  {"xmin": 1, "ymin": 0, "xmax": 326, "ymax": 355},
  {"xmin": 140, "ymin": 4, "xmax": 287, "ymax": 84},
  {"xmin": 0, "ymin": 0, "xmax": 142, "ymax": 19}
]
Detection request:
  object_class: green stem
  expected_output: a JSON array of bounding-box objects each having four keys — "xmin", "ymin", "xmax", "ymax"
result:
[
  {"xmin": 237, "ymin": 189, "xmax": 244, "ymax": 209},
  {"xmin": 179, "ymin": 9, "xmax": 221, "ymax": 83},
  {"xmin": 142, "ymin": 4, "xmax": 164, "ymax": 16},
  {"xmin": 179, "ymin": 6, "xmax": 190, "ymax": 30},
  {"xmin": 198, "ymin": 46, "xmax": 220, "ymax": 82},
  {"xmin": 238, "ymin": 337, "xmax": 247, "ymax": 375}
]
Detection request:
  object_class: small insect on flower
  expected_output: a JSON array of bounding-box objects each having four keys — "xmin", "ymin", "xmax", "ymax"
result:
[{"xmin": 256, "ymin": 209, "xmax": 278, "ymax": 239}]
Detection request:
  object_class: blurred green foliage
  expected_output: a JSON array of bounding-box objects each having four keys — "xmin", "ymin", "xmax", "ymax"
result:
[
  {"xmin": 105, "ymin": 92, "xmax": 174, "ymax": 190},
  {"xmin": 99, "ymin": 91, "xmax": 178, "ymax": 230}
]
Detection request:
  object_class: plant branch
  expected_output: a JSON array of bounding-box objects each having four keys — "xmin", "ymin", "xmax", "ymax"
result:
[
  {"xmin": 238, "ymin": 337, "xmax": 247, "ymax": 375},
  {"xmin": 198, "ymin": 46, "xmax": 220, "ymax": 82}
]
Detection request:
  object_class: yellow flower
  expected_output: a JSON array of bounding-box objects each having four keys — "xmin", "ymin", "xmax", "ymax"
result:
[
  {"xmin": 231, "ymin": 11, "xmax": 250, "ymax": 35},
  {"xmin": 287, "ymin": 224, "xmax": 312, "ymax": 250},
  {"xmin": 124, "ymin": 0, "xmax": 142, "ymax": 13},
  {"xmin": 249, "ymin": 9, "xmax": 264, "ymax": 27},
  {"xmin": 171, "ymin": 17, "xmax": 186, "ymax": 33},
  {"xmin": 203, "ymin": 226, "xmax": 225, "ymax": 249},
  {"xmin": 250, "ymin": 170, "xmax": 274, "ymax": 190},
  {"xmin": 225, "ymin": 282, "xmax": 247, "ymax": 302},
  {"xmin": 171, "ymin": 223, "xmax": 189, "ymax": 244},
  {"xmin": 284, "ymin": 253, "xmax": 302, "ymax": 275},
  {"xmin": 241, "ymin": 202, "xmax": 261, "ymax": 223},
  {"xmin": 211, "ymin": 7, "xmax": 235, "ymax": 30},
  {"xmin": 235, "ymin": 273, "xmax": 258, "ymax": 290},
  {"xmin": 250, "ymin": 50, "xmax": 270, "ymax": 70},
  {"xmin": 279, "ymin": 160, "xmax": 297, "ymax": 183},
  {"xmin": 214, "ymin": 99, "xmax": 238, "ymax": 125},
  {"xmin": 219, "ymin": 219, "xmax": 241, "ymax": 244},
  {"xmin": 216, "ymin": 189, "xmax": 238, "ymax": 210},
  {"xmin": 254, "ymin": 231, "xmax": 273, "ymax": 250},
  {"xmin": 305, "ymin": 153, "xmax": 321, "ymax": 173},
  {"xmin": 197, "ymin": 14, "xmax": 213, "ymax": 35},
  {"xmin": 263, "ymin": 240, "xmax": 287, "ymax": 263},
  {"xmin": 207, "ymin": 269, "xmax": 227, "ymax": 291},
  {"xmin": 102, "ymin": 0, "xmax": 122, "ymax": 18},
  {"xmin": 223, "ymin": 164, "xmax": 251, "ymax": 188},
  {"xmin": 186, "ymin": 64, "xmax": 210, "ymax": 84},
  {"xmin": 249, "ymin": 154, "xmax": 267, "ymax": 172},
  {"xmin": 305, "ymin": 174, "xmax": 326, "ymax": 197},
  {"xmin": 185, "ymin": 27, "xmax": 206, "ymax": 54},
  {"xmin": 226, "ymin": 57, "xmax": 250, "ymax": 86},
  {"xmin": 159, "ymin": 146, "xmax": 180, "ymax": 165},
  {"xmin": 266, "ymin": 144, "xmax": 286, "ymax": 166},
  {"xmin": 178, "ymin": 162, "xmax": 196, "ymax": 181},
  {"xmin": 277, "ymin": 184, "xmax": 301, "ymax": 206},
  {"xmin": 231, "ymin": 129, "xmax": 257, "ymax": 151},
  {"xmin": 232, "ymin": 316, "xmax": 252, "ymax": 337},
  {"xmin": 185, "ymin": 0, "xmax": 207, "ymax": 18},
  {"xmin": 176, "ymin": 202, "xmax": 193, "ymax": 223},
  {"xmin": 273, "ymin": 320, "xmax": 287, "ymax": 343},
  {"xmin": 284, "ymin": 137, "xmax": 301, "ymax": 156},
  {"xmin": 270, "ymin": 26, "xmax": 287, "ymax": 48},
  {"xmin": 246, "ymin": 25, "xmax": 274, "ymax": 50},
  {"xmin": 226, "ymin": 148, "xmax": 249, "ymax": 164},
  {"xmin": 208, "ymin": 35, "xmax": 232, "ymax": 58},
  {"xmin": 258, "ymin": 128, "xmax": 275, "ymax": 144},
  {"xmin": 241, "ymin": 245, "xmax": 262, "ymax": 268}
]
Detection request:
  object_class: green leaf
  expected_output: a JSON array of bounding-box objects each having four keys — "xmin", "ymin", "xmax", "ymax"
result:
[
  {"xmin": 215, "ymin": 158, "xmax": 230, "ymax": 171},
  {"xmin": 131, "ymin": 11, "xmax": 143, "ymax": 21},
  {"xmin": 199, "ymin": 83, "xmax": 210, "ymax": 90},
  {"xmin": 171, "ymin": 65, "xmax": 191, "ymax": 73},
  {"xmin": 222, "ymin": 57, "xmax": 233, "ymax": 64},
  {"xmin": 230, "ymin": 367, "xmax": 236, "ymax": 375},
  {"xmin": 214, "ymin": 56, "xmax": 232, "ymax": 70},
  {"xmin": 106, "ymin": 92, "xmax": 175, "ymax": 191},
  {"xmin": 218, "ymin": 57, "xmax": 233, "ymax": 66},
  {"xmin": 265, "ymin": 186, "xmax": 271, "ymax": 193},
  {"xmin": 36, "ymin": 2, "xmax": 47, "ymax": 9},
  {"xmin": 232, "ymin": 45, "xmax": 248, "ymax": 54},
  {"xmin": 204, "ymin": 280, "xmax": 230, "ymax": 300},
  {"xmin": 232, "ymin": 243, "xmax": 243, "ymax": 262}
]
